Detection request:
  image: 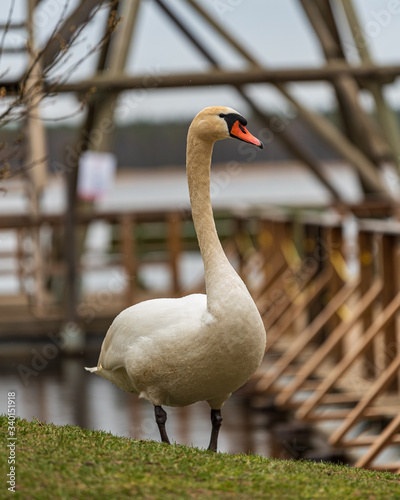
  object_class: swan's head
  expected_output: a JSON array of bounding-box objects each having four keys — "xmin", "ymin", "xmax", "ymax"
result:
[{"xmin": 190, "ymin": 106, "xmax": 263, "ymax": 148}]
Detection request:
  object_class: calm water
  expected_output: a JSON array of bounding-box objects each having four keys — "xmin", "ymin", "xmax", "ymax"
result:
[{"xmin": 0, "ymin": 161, "xmax": 362, "ymax": 215}]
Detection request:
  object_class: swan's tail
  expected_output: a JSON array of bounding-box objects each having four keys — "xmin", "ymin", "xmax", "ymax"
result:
[{"xmin": 85, "ymin": 365, "xmax": 101, "ymax": 374}]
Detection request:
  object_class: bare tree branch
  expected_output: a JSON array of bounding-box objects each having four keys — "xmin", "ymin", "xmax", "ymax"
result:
[
  {"xmin": 0, "ymin": 0, "xmax": 16, "ymax": 70},
  {"xmin": 0, "ymin": 0, "xmax": 121, "ymax": 181}
]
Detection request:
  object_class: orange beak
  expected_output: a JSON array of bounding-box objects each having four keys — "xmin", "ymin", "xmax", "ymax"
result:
[{"xmin": 230, "ymin": 121, "xmax": 263, "ymax": 149}]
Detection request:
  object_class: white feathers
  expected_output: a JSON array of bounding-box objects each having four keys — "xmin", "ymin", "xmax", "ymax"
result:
[{"xmin": 84, "ymin": 366, "xmax": 98, "ymax": 373}]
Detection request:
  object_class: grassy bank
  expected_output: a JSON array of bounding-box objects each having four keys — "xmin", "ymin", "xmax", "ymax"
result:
[{"xmin": 1, "ymin": 416, "xmax": 399, "ymax": 499}]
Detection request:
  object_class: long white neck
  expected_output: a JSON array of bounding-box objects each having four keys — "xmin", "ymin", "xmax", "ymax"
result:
[{"xmin": 186, "ymin": 130, "xmax": 243, "ymax": 312}]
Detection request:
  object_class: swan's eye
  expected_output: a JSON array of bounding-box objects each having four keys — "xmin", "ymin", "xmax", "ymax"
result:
[{"xmin": 219, "ymin": 113, "xmax": 226, "ymax": 118}]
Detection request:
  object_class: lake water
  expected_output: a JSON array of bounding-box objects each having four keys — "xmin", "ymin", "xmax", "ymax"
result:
[{"xmin": 1, "ymin": 161, "xmax": 362, "ymax": 215}]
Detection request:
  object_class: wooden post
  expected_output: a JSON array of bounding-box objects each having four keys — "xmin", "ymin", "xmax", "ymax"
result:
[
  {"xmin": 304, "ymin": 223, "xmax": 326, "ymax": 328},
  {"xmin": 327, "ymin": 225, "xmax": 344, "ymax": 361},
  {"xmin": 233, "ymin": 215, "xmax": 247, "ymax": 279},
  {"xmin": 167, "ymin": 212, "xmax": 182, "ymax": 297},
  {"xmin": 358, "ymin": 230, "xmax": 376, "ymax": 378},
  {"xmin": 65, "ymin": 162, "xmax": 78, "ymax": 325},
  {"xmin": 120, "ymin": 214, "xmax": 136, "ymax": 307},
  {"xmin": 258, "ymin": 219, "xmax": 275, "ymax": 261},
  {"xmin": 25, "ymin": 0, "xmax": 48, "ymax": 193},
  {"xmin": 340, "ymin": 0, "xmax": 400, "ymax": 172},
  {"xmin": 24, "ymin": 0, "xmax": 49, "ymax": 314},
  {"xmin": 16, "ymin": 229, "xmax": 24, "ymax": 294},
  {"xmin": 380, "ymin": 233, "xmax": 399, "ymax": 391},
  {"xmin": 88, "ymin": 0, "xmax": 141, "ymax": 154}
]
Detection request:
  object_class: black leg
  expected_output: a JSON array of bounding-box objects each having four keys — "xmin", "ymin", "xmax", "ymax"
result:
[
  {"xmin": 154, "ymin": 405, "xmax": 171, "ymax": 445},
  {"xmin": 207, "ymin": 409, "xmax": 222, "ymax": 452}
]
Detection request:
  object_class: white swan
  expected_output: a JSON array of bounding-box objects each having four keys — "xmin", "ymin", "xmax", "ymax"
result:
[{"xmin": 86, "ymin": 106, "xmax": 266, "ymax": 451}]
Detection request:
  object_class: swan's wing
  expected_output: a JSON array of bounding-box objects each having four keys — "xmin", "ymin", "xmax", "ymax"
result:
[{"xmin": 88, "ymin": 294, "xmax": 209, "ymax": 386}]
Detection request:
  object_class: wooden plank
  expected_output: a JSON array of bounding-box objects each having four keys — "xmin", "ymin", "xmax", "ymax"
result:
[
  {"xmin": 355, "ymin": 412, "xmax": 400, "ymax": 468},
  {"xmin": 251, "ymin": 219, "xmax": 290, "ymax": 301},
  {"xmin": 261, "ymin": 259, "xmax": 318, "ymax": 330},
  {"xmin": 320, "ymin": 393, "xmax": 363, "ymax": 405},
  {"xmin": 47, "ymin": 63, "xmax": 400, "ymax": 94},
  {"xmin": 369, "ymin": 463, "xmax": 400, "ymax": 473},
  {"xmin": 297, "ymin": 291, "xmax": 400, "ymax": 420},
  {"xmin": 232, "ymin": 216, "xmax": 247, "ymax": 278},
  {"xmin": 256, "ymin": 262, "xmax": 289, "ymax": 318},
  {"xmin": 0, "ymin": 210, "xmax": 196, "ymax": 229},
  {"xmin": 167, "ymin": 212, "xmax": 182, "ymax": 296},
  {"xmin": 265, "ymin": 269, "xmax": 332, "ymax": 352},
  {"xmin": 25, "ymin": 0, "xmax": 48, "ymax": 192},
  {"xmin": 120, "ymin": 214, "xmax": 136, "ymax": 307},
  {"xmin": 358, "ymin": 230, "xmax": 376, "ymax": 377},
  {"xmin": 303, "ymin": 223, "xmax": 328, "ymax": 327},
  {"xmin": 256, "ymin": 280, "xmax": 358, "ymax": 392},
  {"xmin": 303, "ymin": 406, "xmax": 400, "ymax": 422},
  {"xmin": 300, "ymin": 0, "xmax": 341, "ymax": 59},
  {"xmin": 380, "ymin": 233, "xmax": 399, "ymax": 391},
  {"xmin": 276, "ymin": 280, "xmax": 381, "ymax": 406},
  {"xmin": 41, "ymin": 0, "xmax": 110, "ymax": 69},
  {"xmin": 327, "ymin": 226, "xmax": 344, "ymax": 361},
  {"xmin": 253, "ymin": 253, "xmax": 287, "ymax": 302},
  {"xmin": 336, "ymin": 435, "xmax": 400, "ymax": 448},
  {"xmin": 24, "ymin": 0, "xmax": 49, "ymax": 316},
  {"xmin": 329, "ymin": 354, "xmax": 400, "ymax": 446},
  {"xmin": 88, "ymin": 0, "xmax": 141, "ymax": 154},
  {"xmin": 5, "ymin": 209, "xmax": 400, "ymax": 233}
]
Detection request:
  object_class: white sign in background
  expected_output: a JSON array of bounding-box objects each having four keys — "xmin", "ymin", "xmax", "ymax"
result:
[{"xmin": 77, "ymin": 151, "xmax": 117, "ymax": 201}]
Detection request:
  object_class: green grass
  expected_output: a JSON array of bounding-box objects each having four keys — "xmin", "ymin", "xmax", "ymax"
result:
[{"xmin": 1, "ymin": 416, "xmax": 399, "ymax": 499}]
